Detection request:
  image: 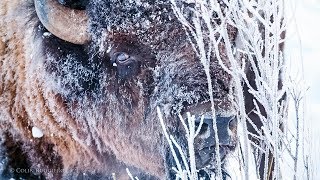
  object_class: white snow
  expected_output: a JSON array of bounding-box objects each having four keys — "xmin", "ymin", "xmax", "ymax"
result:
[
  {"xmin": 43, "ymin": 32, "xmax": 51, "ymax": 37},
  {"xmin": 32, "ymin": 126, "xmax": 44, "ymax": 138}
]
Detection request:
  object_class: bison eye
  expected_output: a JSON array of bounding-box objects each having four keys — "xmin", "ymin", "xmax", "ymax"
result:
[
  {"xmin": 114, "ymin": 52, "xmax": 131, "ymax": 64},
  {"xmin": 111, "ymin": 52, "xmax": 140, "ymax": 79}
]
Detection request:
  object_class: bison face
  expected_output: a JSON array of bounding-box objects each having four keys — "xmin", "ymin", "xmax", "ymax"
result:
[{"xmin": 22, "ymin": 0, "xmax": 237, "ymax": 178}]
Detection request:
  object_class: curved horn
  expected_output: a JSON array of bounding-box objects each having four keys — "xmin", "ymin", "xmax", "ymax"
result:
[{"xmin": 34, "ymin": 0, "xmax": 90, "ymax": 44}]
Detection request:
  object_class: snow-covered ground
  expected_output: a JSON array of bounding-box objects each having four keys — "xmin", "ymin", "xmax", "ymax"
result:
[{"xmin": 285, "ymin": 0, "xmax": 320, "ymax": 179}]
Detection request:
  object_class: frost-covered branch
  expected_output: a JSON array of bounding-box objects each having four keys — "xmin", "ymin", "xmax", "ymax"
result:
[
  {"xmin": 167, "ymin": 0, "xmax": 289, "ymax": 179},
  {"xmin": 158, "ymin": 107, "xmax": 206, "ymax": 180}
]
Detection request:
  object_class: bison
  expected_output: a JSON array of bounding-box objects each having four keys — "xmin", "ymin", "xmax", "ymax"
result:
[{"xmin": 0, "ymin": 0, "xmax": 284, "ymax": 179}]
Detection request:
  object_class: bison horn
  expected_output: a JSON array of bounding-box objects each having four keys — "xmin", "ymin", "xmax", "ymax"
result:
[{"xmin": 34, "ymin": 0, "xmax": 90, "ymax": 44}]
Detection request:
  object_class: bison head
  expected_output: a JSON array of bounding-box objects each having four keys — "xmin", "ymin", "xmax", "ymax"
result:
[{"xmin": 1, "ymin": 0, "xmax": 238, "ymax": 179}]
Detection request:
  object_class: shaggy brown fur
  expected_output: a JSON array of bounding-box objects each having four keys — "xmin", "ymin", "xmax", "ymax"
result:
[{"xmin": 0, "ymin": 1, "xmax": 161, "ymax": 179}]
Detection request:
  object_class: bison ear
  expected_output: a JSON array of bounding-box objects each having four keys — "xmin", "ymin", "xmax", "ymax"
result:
[{"xmin": 34, "ymin": 0, "xmax": 90, "ymax": 44}]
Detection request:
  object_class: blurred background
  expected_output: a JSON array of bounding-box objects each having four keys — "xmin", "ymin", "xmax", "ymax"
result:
[{"xmin": 285, "ymin": 0, "xmax": 320, "ymax": 179}]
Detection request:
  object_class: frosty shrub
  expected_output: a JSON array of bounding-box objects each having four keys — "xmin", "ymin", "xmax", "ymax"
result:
[{"xmin": 159, "ymin": 0, "xmax": 289, "ymax": 179}]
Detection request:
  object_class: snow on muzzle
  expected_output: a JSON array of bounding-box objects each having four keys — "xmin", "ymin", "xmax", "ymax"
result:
[{"xmin": 193, "ymin": 114, "xmax": 238, "ymax": 170}]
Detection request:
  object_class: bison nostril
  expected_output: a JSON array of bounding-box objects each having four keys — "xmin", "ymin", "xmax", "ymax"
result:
[
  {"xmin": 228, "ymin": 116, "xmax": 237, "ymax": 132},
  {"xmin": 195, "ymin": 121, "xmax": 209, "ymax": 136}
]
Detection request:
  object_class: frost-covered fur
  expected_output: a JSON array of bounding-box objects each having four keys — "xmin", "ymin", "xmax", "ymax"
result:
[{"xmin": 0, "ymin": 0, "xmax": 236, "ymax": 179}]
